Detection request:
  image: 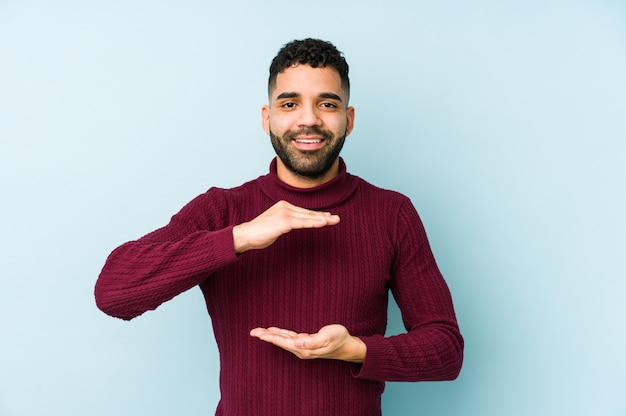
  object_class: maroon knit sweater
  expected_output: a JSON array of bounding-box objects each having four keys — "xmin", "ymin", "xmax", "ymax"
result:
[{"xmin": 95, "ymin": 158, "xmax": 463, "ymax": 416}]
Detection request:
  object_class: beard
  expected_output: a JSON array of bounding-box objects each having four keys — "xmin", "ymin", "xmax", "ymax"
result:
[{"xmin": 270, "ymin": 126, "xmax": 346, "ymax": 180}]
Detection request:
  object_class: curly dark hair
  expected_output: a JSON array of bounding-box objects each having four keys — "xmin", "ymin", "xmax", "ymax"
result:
[{"xmin": 268, "ymin": 38, "xmax": 350, "ymax": 101}]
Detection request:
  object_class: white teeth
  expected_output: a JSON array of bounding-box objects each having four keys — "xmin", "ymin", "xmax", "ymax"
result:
[{"xmin": 296, "ymin": 139, "xmax": 321, "ymax": 144}]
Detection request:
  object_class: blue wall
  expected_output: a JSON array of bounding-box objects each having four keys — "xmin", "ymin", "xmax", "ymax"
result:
[{"xmin": 1, "ymin": 1, "xmax": 624, "ymax": 415}]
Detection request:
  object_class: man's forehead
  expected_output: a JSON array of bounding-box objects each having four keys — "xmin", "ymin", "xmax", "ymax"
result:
[{"xmin": 272, "ymin": 65, "xmax": 344, "ymax": 99}]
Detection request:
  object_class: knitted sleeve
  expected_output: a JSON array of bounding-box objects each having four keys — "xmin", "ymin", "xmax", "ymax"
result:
[
  {"xmin": 94, "ymin": 190, "xmax": 238, "ymax": 320},
  {"xmin": 354, "ymin": 199, "xmax": 464, "ymax": 381}
]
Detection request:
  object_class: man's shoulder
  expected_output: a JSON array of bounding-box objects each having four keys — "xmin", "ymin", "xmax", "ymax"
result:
[
  {"xmin": 181, "ymin": 175, "xmax": 264, "ymax": 211},
  {"xmin": 351, "ymin": 173, "xmax": 412, "ymax": 203},
  {"xmin": 199, "ymin": 175, "xmax": 264, "ymax": 197}
]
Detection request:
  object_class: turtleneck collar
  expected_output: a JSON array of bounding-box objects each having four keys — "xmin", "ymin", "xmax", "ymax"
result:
[{"xmin": 258, "ymin": 157, "xmax": 359, "ymax": 210}]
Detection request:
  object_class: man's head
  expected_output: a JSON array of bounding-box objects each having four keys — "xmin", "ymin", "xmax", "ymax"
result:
[
  {"xmin": 268, "ymin": 38, "xmax": 350, "ymax": 104},
  {"xmin": 262, "ymin": 39, "xmax": 355, "ymax": 187}
]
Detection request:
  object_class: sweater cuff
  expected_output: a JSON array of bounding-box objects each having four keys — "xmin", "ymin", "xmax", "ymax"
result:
[
  {"xmin": 350, "ymin": 335, "xmax": 385, "ymax": 380},
  {"xmin": 210, "ymin": 225, "xmax": 238, "ymax": 265}
]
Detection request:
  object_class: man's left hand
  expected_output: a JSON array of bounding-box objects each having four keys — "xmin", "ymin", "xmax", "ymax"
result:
[{"xmin": 250, "ymin": 324, "xmax": 366, "ymax": 363}]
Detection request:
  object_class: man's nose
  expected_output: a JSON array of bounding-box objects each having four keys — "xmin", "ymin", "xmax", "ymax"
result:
[{"xmin": 297, "ymin": 103, "xmax": 322, "ymax": 127}]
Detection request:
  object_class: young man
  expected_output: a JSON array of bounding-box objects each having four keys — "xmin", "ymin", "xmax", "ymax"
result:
[{"xmin": 95, "ymin": 38, "xmax": 463, "ymax": 416}]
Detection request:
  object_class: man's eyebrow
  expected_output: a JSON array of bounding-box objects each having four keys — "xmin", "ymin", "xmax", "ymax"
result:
[
  {"xmin": 319, "ymin": 92, "xmax": 343, "ymax": 102},
  {"xmin": 275, "ymin": 91, "xmax": 344, "ymax": 102},
  {"xmin": 276, "ymin": 92, "xmax": 300, "ymax": 100}
]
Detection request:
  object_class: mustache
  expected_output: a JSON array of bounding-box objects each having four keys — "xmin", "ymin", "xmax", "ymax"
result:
[{"xmin": 284, "ymin": 126, "xmax": 334, "ymax": 141}]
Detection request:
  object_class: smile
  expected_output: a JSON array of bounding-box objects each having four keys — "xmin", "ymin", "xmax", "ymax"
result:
[{"xmin": 295, "ymin": 139, "xmax": 323, "ymax": 144}]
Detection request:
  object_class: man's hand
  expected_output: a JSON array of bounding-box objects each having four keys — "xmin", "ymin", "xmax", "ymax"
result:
[
  {"xmin": 249, "ymin": 324, "xmax": 366, "ymax": 363},
  {"xmin": 232, "ymin": 200, "xmax": 340, "ymax": 254}
]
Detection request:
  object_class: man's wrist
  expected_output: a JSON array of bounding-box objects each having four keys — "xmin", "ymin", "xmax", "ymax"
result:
[
  {"xmin": 232, "ymin": 224, "xmax": 249, "ymax": 254},
  {"xmin": 342, "ymin": 336, "xmax": 366, "ymax": 363}
]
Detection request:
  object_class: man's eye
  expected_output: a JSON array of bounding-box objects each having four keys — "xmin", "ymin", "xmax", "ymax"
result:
[
  {"xmin": 321, "ymin": 102, "xmax": 337, "ymax": 108},
  {"xmin": 282, "ymin": 102, "xmax": 296, "ymax": 108}
]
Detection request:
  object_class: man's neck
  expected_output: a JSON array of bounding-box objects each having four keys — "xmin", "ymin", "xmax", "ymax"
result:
[{"xmin": 275, "ymin": 158, "xmax": 340, "ymax": 189}]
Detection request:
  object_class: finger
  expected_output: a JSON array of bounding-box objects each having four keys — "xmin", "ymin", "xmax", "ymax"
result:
[
  {"xmin": 295, "ymin": 325, "xmax": 347, "ymax": 350},
  {"xmin": 294, "ymin": 333, "xmax": 326, "ymax": 350},
  {"xmin": 250, "ymin": 327, "xmax": 280, "ymax": 338},
  {"xmin": 250, "ymin": 327, "xmax": 299, "ymax": 340},
  {"xmin": 293, "ymin": 335, "xmax": 315, "ymax": 349},
  {"xmin": 251, "ymin": 330, "xmax": 300, "ymax": 352},
  {"xmin": 249, "ymin": 327, "xmax": 265, "ymax": 337},
  {"xmin": 250, "ymin": 329, "xmax": 285, "ymax": 344},
  {"xmin": 289, "ymin": 214, "xmax": 340, "ymax": 230},
  {"xmin": 289, "ymin": 211, "xmax": 335, "ymax": 222},
  {"xmin": 266, "ymin": 327, "xmax": 300, "ymax": 337},
  {"xmin": 283, "ymin": 203, "xmax": 338, "ymax": 220}
]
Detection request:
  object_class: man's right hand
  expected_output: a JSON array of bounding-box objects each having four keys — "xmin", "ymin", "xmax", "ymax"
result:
[{"xmin": 232, "ymin": 200, "xmax": 340, "ymax": 254}]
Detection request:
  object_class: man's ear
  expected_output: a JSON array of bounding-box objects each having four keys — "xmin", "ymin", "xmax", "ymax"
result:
[
  {"xmin": 345, "ymin": 106, "xmax": 355, "ymax": 137},
  {"xmin": 261, "ymin": 105, "xmax": 270, "ymax": 135}
]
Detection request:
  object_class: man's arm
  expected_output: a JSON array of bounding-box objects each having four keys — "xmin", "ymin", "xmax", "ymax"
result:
[
  {"xmin": 95, "ymin": 198, "xmax": 340, "ymax": 320},
  {"xmin": 94, "ymin": 192, "xmax": 236, "ymax": 320},
  {"xmin": 352, "ymin": 199, "xmax": 464, "ymax": 381}
]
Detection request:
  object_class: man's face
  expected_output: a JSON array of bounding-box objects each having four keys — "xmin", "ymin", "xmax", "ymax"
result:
[{"xmin": 262, "ymin": 64, "xmax": 355, "ymax": 185}]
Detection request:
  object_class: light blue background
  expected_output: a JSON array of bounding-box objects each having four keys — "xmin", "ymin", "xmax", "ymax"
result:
[{"xmin": 1, "ymin": 1, "xmax": 625, "ymax": 415}]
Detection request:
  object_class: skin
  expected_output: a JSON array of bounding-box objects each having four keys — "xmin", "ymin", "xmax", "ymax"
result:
[
  {"xmin": 262, "ymin": 64, "xmax": 354, "ymax": 188},
  {"xmin": 232, "ymin": 64, "xmax": 366, "ymax": 363}
]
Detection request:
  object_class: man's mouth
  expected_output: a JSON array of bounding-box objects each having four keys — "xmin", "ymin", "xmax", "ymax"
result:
[
  {"xmin": 295, "ymin": 138, "xmax": 323, "ymax": 144},
  {"xmin": 293, "ymin": 137, "xmax": 325, "ymax": 150}
]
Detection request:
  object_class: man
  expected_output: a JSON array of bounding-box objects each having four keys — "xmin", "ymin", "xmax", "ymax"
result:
[{"xmin": 95, "ymin": 38, "xmax": 463, "ymax": 416}]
